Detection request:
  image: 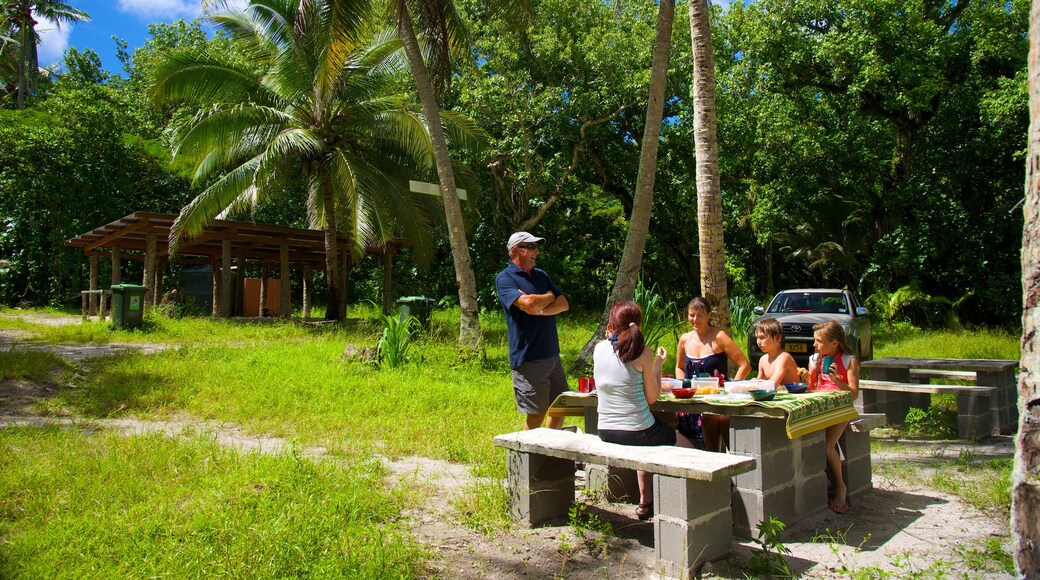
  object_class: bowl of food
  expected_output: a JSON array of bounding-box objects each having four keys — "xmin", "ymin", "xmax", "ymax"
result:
[
  {"xmin": 783, "ymin": 382, "xmax": 809, "ymax": 394},
  {"xmin": 749, "ymin": 389, "xmax": 776, "ymax": 402},
  {"xmin": 672, "ymin": 387, "xmax": 696, "ymax": 399}
]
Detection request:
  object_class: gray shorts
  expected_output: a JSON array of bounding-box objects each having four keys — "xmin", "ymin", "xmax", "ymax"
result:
[{"xmin": 512, "ymin": 355, "xmax": 568, "ymax": 415}]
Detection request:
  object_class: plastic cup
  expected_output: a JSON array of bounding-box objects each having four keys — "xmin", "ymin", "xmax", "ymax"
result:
[
  {"xmin": 822, "ymin": 356, "xmax": 834, "ymax": 375},
  {"xmin": 578, "ymin": 377, "xmax": 592, "ymax": 393}
]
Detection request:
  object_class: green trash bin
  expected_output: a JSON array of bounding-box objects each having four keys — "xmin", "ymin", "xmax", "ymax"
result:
[
  {"xmin": 397, "ymin": 296, "xmax": 435, "ymax": 330},
  {"xmin": 110, "ymin": 284, "xmax": 147, "ymax": 330}
]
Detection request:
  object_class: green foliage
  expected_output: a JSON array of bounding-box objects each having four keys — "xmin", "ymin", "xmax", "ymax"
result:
[
  {"xmin": 378, "ymin": 313, "xmax": 419, "ymax": 369},
  {"xmin": 748, "ymin": 516, "xmax": 791, "ymax": 577},
  {"xmin": 729, "ymin": 294, "xmax": 759, "ymax": 355},
  {"xmin": 0, "ymin": 349, "xmax": 66, "ymax": 381},
  {"xmin": 901, "ymin": 406, "xmax": 958, "ymax": 439},
  {"xmin": 954, "ymin": 537, "xmax": 1015, "ymax": 574},
  {"xmin": 633, "ymin": 278, "xmax": 676, "ymax": 350},
  {"xmin": 0, "ymin": 427, "xmax": 426, "ymax": 577},
  {"xmin": 0, "ymin": 85, "xmax": 189, "ymax": 307},
  {"xmin": 566, "ymin": 502, "xmax": 614, "ymax": 557}
]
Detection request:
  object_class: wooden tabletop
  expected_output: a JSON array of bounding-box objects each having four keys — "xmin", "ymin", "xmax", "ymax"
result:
[{"xmin": 861, "ymin": 357, "xmax": 1018, "ymax": 372}]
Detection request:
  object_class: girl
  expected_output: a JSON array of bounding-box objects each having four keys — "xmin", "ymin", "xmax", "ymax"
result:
[
  {"xmin": 675, "ymin": 296, "xmax": 751, "ymax": 451},
  {"xmin": 593, "ymin": 301, "xmax": 690, "ymax": 521},
  {"xmin": 808, "ymin": 320, "xmax": 861, "ymax": 514}
]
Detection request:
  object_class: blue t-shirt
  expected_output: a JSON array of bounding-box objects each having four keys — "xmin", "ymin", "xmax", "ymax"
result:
[{"xmin": 496, "ymin": 261, "xmax": 563, "ymax": 369}]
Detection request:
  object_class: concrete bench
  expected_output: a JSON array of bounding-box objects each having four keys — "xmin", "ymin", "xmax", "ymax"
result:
[
  {"xmin": 493, "ymin": 428, "xmax": 755, "ymax": 577},
  {"xmin": 858, "ymin": 380, "xmax": 996, "ymax": 440}
]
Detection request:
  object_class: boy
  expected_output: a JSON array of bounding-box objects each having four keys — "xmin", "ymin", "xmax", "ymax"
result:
[{"xmin": 754, "ymin": 318, "xmax": 800, "ymax": 388}]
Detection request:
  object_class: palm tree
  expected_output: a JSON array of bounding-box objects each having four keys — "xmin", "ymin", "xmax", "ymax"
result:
[
  {"xmin": 575, "ymin": 0, "xmax": 675, "ymax": 368},
  {"xmin": 1, "ymin": 16, "xmax": 17, "ymax": 101},
  {"xmin": 153, "ymin": 0, "xmax": 459, "ymax": 320},
  {"xmin": 389, "ymin": 0, "xmax": 529, "ymax": 349},
  {"xmin": 689, "ymin": 0, "xmax": 730, "ymax": 332},
  {"xmin": 1, "ymin": 0, "xmax": 88, "ymax": 109}
]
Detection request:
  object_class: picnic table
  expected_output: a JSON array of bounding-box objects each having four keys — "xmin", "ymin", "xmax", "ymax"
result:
[
  {"xmin": 860, "ymin": 357, "xmax": 1019, "ymax": 436},
  {"xmin": 548, "ymin": 389, "xmax": 864, "ymax": 537}
]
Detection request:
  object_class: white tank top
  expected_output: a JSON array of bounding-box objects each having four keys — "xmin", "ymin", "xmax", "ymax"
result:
[{"xmin": 593, "ymin": 340, "xmax": 654, "ymax": 431}]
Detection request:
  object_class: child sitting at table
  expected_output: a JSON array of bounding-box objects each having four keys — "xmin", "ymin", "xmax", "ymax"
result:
[
  {"xmin": 754, "ymin": 317, "xmax": 800, "ymax": 388},
  {"xmin": 808, "ymin": 320, "xmax": 861, "ymax": 514},
  {"xmin": 593, "ymin": 300, "xmax": 692, "ymax": 521}
]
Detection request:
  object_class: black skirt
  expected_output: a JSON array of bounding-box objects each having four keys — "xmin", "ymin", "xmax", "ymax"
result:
[{"xmin": 599, "ymin": 418, "xmax": 677, "ymax": 447}]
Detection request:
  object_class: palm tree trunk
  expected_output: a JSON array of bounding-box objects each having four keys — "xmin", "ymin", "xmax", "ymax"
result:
[
  {"xmin": 689, "ymin": 0, "xmax": 730, "ymax": 334},
  {"xmin": 1014, "ymin": 1, "xmax": 1040, "ymax": 572},
  {"xmin": 322, "ymin": 185, "xmax": 342, "ymax": 321},
  {"xmin": 575, "ymin": 0, "xmax": 675, "ymax": 370},
  {"xmin": 14, "ymin": 1, "xmax": 32, "ymax": 110},
  {"xmin": 397, "ymin": 2, "xmax": 481, "ymax": 349}
]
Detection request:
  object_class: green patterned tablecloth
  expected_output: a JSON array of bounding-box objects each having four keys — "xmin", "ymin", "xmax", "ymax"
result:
[{"xmin": 548, "ymin": 390, "xmax": 858, "ymax": 439}]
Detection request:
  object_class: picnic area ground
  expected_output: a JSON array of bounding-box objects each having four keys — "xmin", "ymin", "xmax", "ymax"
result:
[{"xmin": 0, "ymin": 312, "xmax": 1015, "ymax": 578}]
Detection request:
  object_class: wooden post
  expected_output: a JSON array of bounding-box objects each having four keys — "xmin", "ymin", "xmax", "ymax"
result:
[
  {"xmin": 235, "ymin": 256, "xmax": 245, "ymax": 317},
  {"xmin": 382, "ymin": 250, "xmax": 393, "ymax": 315},
  {"xmin": 89, "ymin": 253, "xmax": 99, "ymax": 316},
  {"xmin": 212, "ymin": 262, "xmax": 220, "ymax": 317},
  {"xmin": 220, "ymin": 239, "xmax": 232, "ymax": 318},
  {"xmin": 154, "ymin": 260, "xmax": 164, "ymax": 305},
  {"xmin": 143, "ymin": 232, "xmax": 157, "ymax": 309},
  {"xmin": 111, "ymin": 247, "xmax": 122, "ymax": 286},
  {"xmin": 302, "ymin": 265, "xmax": 312, "ymax": 319},
  {"xmin": 259, "ymin": 266, "xmax": 269, "ymax": 317},
  {"xmin": 280, "ymin": 245, "xmax": 290, "ymax": 319}
]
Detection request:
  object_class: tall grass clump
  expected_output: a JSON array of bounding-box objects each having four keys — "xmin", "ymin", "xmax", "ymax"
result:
[
  {"xmin": 729, "ymin": 295, "xmax": 760, "ymax": 355},
  {"xmin": 634, "ymin": 279, "xmax": 677, "ymax": 350},
  {"xmin": 378, "ymin": 313, "xmax": 419, "ymax": 369},
  {"xmin": 0, "ymin": 427, "xmax": 428, "ymax": 578}
]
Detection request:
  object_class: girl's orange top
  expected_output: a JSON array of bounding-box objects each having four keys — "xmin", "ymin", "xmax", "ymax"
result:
[{"xmin": 809, "ymin": 352, "xmax": 853, "ymax": 392}]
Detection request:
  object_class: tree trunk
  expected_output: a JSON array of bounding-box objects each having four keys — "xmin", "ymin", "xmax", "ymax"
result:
[
  {"xmin": 14, "ymin": 1, "xmax": 31, "ymax": 110},
  {"xmin": 321, "ymin": 185, "xmax": 343, "ymax": 321},
  {"xmin": 1014, "ymin": 1, "xmax": 1040, "ymax": 573},
  {"xmin": 689, "ymin": 0, "xmax": 730, "ymax": 334},
  {"xmin": 575, "ymin": 0, "xmax": 675, "ymax": 371},
  {"xmin": 397, "ymin": 1, "xmax": 481, "ymax": 349}
]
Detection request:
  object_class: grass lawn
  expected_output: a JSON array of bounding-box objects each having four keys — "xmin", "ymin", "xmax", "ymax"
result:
[
  {"xmin": 0, "ymin": 426, "xmax": 425, "ymax": 578},
  {"xmin": 0, "ymin": 306, "xmax": 1021, "ymax": 576}
]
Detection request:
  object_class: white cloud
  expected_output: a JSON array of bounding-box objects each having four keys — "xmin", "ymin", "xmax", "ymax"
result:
[
  {"xmin": 117, "ymin": 0, "xmax": 202, "ymax": 20},
  {"xmin": 35, "ymin": 15, "xmax": 72, "ymax": 67}
]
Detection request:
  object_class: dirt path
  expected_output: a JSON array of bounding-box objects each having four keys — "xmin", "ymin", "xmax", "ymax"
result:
[{"xmin": 0, "ymin": 323, "xmax": 1014, "ymax": 578}]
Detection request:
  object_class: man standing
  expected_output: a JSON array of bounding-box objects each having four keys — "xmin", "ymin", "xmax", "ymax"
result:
[{"xmin": 496, "ymin": 231, "xmax": 570, "ymax": 430}]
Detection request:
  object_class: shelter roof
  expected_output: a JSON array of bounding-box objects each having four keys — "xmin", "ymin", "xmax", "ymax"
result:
[{"xmin": 65, "ymin": 212, "xmax": 406, "ymax": 266}]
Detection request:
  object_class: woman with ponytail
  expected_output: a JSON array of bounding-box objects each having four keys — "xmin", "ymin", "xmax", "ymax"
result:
[{"xmin": 593, "ymin": 300, "xmax": 687, "ymax": 521}]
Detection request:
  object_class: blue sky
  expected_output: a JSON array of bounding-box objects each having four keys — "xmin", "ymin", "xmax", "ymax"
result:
[
  {"xmin": 37, "ymin": 1, "xmax": 246, "ymax": 74},
  {"xmin": 40, "ymin": 0, "xmax": 733, "ymax": 75}
]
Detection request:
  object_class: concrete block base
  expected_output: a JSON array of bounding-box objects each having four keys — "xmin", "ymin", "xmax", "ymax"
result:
[
  {"xmin": 586, "ymin": 464, "xmax": 638, "ymax": 503},
  {"xmin": 505, "ymin": 449, "xmax": 574, "ymax": 525},
  {"xmin": 654, "ymin": 474, "xmax": 733, "ymax": 577}
]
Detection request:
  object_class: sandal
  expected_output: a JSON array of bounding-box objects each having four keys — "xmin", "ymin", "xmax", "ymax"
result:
[{"xmin": 636, "ymin": 502, "xmax": 654, "ymax": 521}]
